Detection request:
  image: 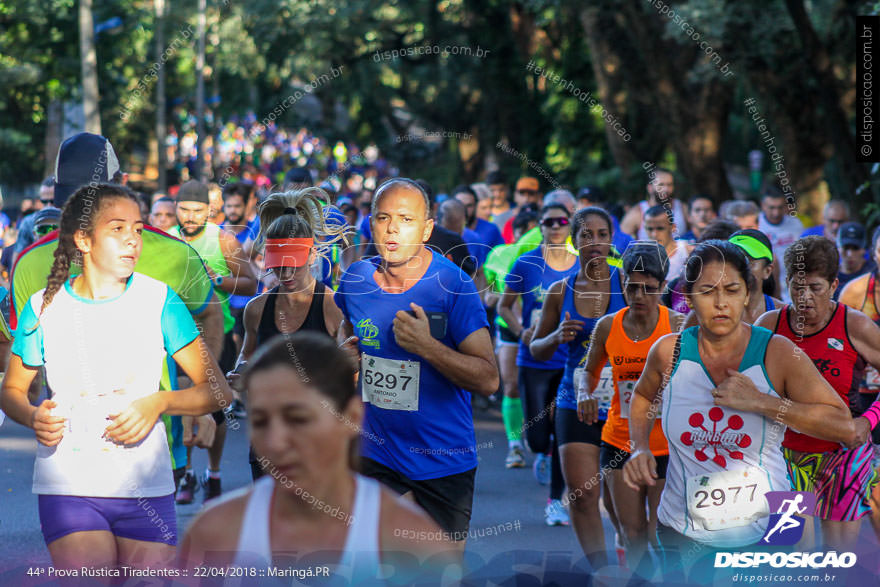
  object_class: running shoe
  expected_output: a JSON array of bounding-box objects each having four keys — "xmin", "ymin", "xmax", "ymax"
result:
[
  {"xmin": 505, "ymin": 446, "xmax": 526, "ymax": 469},
  {"xmin": 202, "ymin": 475, "xmax": 222, "ymax": 502},
  {"xmin": 229, "ymin": 399, "xmax": 247, "ymax": 419},
  {"xmin": 544, "ymin": 499, "xmax": 570, "ymax": 526},
  {"xmin": 533, "ymin": 453, "xmax": 551, "ymax": 485},
  {"xmin": 175, "ymin": 471, "xmax": 198, "ymax": 505}
]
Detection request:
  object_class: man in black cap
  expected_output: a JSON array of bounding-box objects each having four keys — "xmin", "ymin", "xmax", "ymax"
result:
[
  {"xmin": 836, "ymin": 222, "xmax": 875, "ymax": 300},
  {"xmin": 283, "ymin": 167, "xmax": 313, "ymax": 191},
  {"xmin": 170, "ymin": 179, "xmax": 257, "ymax": 503},
  {"xmin": 10, "ymin": 132, "xmax": 224, "ymax": 498}
]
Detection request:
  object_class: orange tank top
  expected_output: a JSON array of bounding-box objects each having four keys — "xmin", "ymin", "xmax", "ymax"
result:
[{"xmin": 601, "ymin": 305, "xmax": 671, "ymax": 455}]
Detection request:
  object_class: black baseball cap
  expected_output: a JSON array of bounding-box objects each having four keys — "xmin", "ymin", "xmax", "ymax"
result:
[
  {"xmin": 54, "ymin": 133, "xmax": 121, "ymax": 207},
  {"xmin": 175, "ymin": 180, "xmax": 210, "ymax": 204},
  {"xmin": 838, "ymin": 222, "xmax": 867, "ymax": 249}
]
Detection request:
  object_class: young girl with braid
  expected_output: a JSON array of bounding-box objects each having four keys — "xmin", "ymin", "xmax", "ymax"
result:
[
  {"xmin": 0, "ymin": 184, "xmax": 232, "ymax": 570},
  {"xmin": 225, "ymin": 187, "xmax": 350, "ymax": 480}
]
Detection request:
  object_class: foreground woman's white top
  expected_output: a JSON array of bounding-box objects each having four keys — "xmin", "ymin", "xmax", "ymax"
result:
[{"xmin": 232, "ymin": 473, "xmax": 381, "ymax": 577}]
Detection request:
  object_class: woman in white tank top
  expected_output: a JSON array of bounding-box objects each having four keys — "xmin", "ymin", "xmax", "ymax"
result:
[
  {"xmin": 179, "ymin": 332, "xmax": 454, "ymax": 583},
  {"xmin": 621, "ymin": 241, "xmax": 863, "ymax": 581}
]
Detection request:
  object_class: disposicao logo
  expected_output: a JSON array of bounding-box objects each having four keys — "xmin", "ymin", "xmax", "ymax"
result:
[
  {"xmin": 761, "ymin": 491, "xmax": 816, "ymax": 545},
  {"xmin": 713, "ymin": 490, "xmax": 856, "ymax": 570}
]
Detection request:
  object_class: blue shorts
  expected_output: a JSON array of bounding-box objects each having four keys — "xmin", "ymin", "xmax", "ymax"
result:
[{"xmin": 38, "ymin": 493, "xmax": 177, "ymax": 545}]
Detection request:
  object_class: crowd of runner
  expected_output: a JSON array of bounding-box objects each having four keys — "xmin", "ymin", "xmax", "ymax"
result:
[{"xmin": 2, "ymin": 126, "xmax": 880, "ymax": 583}]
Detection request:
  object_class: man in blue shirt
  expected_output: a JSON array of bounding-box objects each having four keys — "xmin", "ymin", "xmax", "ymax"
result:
[
  {"xmin": 336, "ymin": 178, "xmax": 498, "ymax": 551},
  {"xmin": 801, "ymin": 200, "xmax": 849, "ymax": 240}
]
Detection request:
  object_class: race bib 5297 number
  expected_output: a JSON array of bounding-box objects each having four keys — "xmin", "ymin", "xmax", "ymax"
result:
[{"xmin": 361, "ymin": 354, "xmax": 420, "ymax": 411}]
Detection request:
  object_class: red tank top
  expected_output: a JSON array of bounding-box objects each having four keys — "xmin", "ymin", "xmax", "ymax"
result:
[{"xmin": 775, "ymin": 303, "xmax": 861, "ymax": 453}]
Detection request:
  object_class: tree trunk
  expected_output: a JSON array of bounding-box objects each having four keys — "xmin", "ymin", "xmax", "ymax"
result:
[
  {"xmin": 79, "ymin": 0, "xmax": 101, "ymax": 134},
  {"xmin": 783, "ymin": 0, "xmax": 868, "ymax": 196}
]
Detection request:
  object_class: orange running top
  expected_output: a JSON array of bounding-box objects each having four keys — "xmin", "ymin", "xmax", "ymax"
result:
[{"xmin": 600, "ymin": 305, "xmax": 671, "ymax": 455}]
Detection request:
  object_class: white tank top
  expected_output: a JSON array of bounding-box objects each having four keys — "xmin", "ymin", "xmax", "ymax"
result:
[
  {"xmin": 637, "ymin": 199, "xmax": 688, "ymax": 240},
  {"xmin": 658, "ymin": 325, "xmax": 789, "ymax": 547},
  {"xmin": 231, "ymin": 474, "xmax": 382, "ymax": 580}
]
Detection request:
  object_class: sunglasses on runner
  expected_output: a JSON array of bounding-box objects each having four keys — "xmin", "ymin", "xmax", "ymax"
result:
[
  {"xmin": 35, "ymin": 224, "xmax": 59, "ymax": 236},
  {"xmin": 541, "ymin": 217, "xmax": 570, "ymax": 228}
]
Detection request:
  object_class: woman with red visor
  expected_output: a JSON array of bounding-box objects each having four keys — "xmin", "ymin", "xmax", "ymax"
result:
[{"xmin": 227, "ymin": 187, "xmax": 350, "ymax": 480}]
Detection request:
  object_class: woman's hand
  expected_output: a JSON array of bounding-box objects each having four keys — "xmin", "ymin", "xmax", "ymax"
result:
[
  {"xmin": 554, "ymin": 312, "xmax": 585, "ymax": 346},
  {"xmin": 182, "ymin": 414, "xmax": 217, "ymax": 448},
  {"xmin": 519, "ymin": 325, "xmax": 536, "ymax": 346},
  {"xmin": 32, "ymin": 399, "xmax": 65, "ymax": 447},
  {"xmin": 339, "ymin": 335, "xmax": 360, "ymax": 366},
  {"xmin": 104, "ymin": 393, "xmax": 166, "ymax": 446},
  {"xmin": 713, "ymin": 369, "xmax": 767, "ymax": 413},
  {"xmin": 622, "ymin": 449, "xmax": 657, "ymax": 490}
]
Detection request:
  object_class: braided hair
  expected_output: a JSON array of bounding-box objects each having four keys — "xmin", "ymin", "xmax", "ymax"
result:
[
  {"xmin": 38, "ymin": 183, "xmax": 140, "ymax": 318},
  {"xmin": 256, "ymin": 187, "xmax": 350, "ymax": 264}
]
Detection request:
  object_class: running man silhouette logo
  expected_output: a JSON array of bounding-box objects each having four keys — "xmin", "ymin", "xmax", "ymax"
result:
[{"xmin": 761, "ymin": 491, "xmax": 817, "ymax": 545}]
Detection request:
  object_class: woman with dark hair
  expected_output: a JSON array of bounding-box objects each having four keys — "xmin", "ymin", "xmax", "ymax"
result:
[
  {"xmin": 529, "ymin": 206, "xmax": 626, "ymax": 568},
  {"xmin": 624, "ymin": 240, "xmax": 862, "ymax": 578},
  {"xmin": 578, "ymin": 242, "xmax": 684, "ymax": 574},
  {"xmin": 498, "ymin": 203, "xmax": 578, "ymax": 526},
  {"xmin": 229, "ymin": 187, "xmax": 349, "ymax": 480},
  {"xmin": 181, "ymin": 332, "xmax": 450, "ymax": 581},
  {"xmin": 755, "ymin": 235, "xmax": 880, "ymax": 551},
  {"xmin": 0, "ymin": 184, "xmax": 232, "ymax": 569}
]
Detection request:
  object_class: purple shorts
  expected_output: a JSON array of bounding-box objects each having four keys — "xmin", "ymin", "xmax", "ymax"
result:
[{"xmin": 38, "ymin": 493, "xmax": 177, "ymax": 545}]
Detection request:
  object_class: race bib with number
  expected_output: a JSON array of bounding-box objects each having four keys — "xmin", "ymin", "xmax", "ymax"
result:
[
  {"xmin": 618, "ymin": 380, "xmax": 637, "ymax": 420},
  {"xmin": 575, "ymin": 364, "xmax": 614, "ymax": 417},
  {"xmin": 361, "ymin": 354, "xmax": 420, "ymax": 411},
  {"xmin": 685, "ymin": 467, "xmax": 771, "ymax": 531},
  {"xmin": 865, "ymin": 365, "xmax": 880, "ymax": 390}
]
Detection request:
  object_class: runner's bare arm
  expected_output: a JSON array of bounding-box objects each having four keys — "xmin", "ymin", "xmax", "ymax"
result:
[
  {"xmin": 753, "ymin": 309, "xmax": 780, "ymax": 331},
  {"xmin": 192, "ymin": 293, "xmax": 224, "ymax": 359},
  {"xmin": 322, "ymin": 288, "xmax": 344, "ymax": 338},
  {"xmin": 0, "ymin": 354, "xmax": 63, "ymax": 446},
  {"xmin": 715, "ymin": 335, "xmax": 858, "ymax": 446},
  {"xmin": 620, "ymin": 206, "xmax": 642, "ymax": 238},
  {"xmin": 579, "ymin": 314, "xmax": 613, "ymax": 424},
  {"xmin": 497, "ymin": 286, "xmax": 523, "ymax": 338},
  {"xmin": 218, "ymin": 230, "xmax": 258, "ymax": 296},
  {"xmin": 630, "ymin": 334, "xmax": 672, "ymax": 451},
  {"xmin": 583, "ymin": 314, "xmax": 612, "ymax": 388},
  {"xmin": 393, "ymin": 304, "xmax": 498, "ymax": 396},
  {"xmin": 839, "ymin": 273, "xmax": 869, "ymax": 310},
  {"xmin": 529, "ymin": 279, "xmax": 567, "ymax": 361},
  {"xmin": 846, "ymin": 308, "xmax": 880, "ymax": 373}
]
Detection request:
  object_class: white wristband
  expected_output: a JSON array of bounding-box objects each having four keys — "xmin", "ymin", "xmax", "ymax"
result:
[{"xmin": 577, "ymin": 390, "xmax": 592, "ymax": 404}]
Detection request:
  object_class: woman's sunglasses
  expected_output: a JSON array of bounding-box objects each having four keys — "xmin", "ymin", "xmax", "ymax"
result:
[
  {"xmin": 540, "ymin": 217, "xmax": 570, "ymax": 228},
  {"xmin": 35, "ymin": 224, "xmax": 59, "ymax": 236}
]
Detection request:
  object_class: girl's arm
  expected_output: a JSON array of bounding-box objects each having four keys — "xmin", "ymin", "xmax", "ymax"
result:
[
  {"xmin": 0, "ymin": 354, "xmax": 64, "ymax": 446},
  {"xmin": 714, "ymin": 335, "xmax": 858, "ymax": 447},
  {"xmin": 529, "ymin": 279, "xmax": 584, "ymax": 361},
  {"xmin": 622, "ymin": 334, "xmax": 676, "ymax": 490}
]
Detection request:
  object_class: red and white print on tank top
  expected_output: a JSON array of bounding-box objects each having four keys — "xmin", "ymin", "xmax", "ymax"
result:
[{"xmin": 681, "ymin": 407, "xmax": 752, "ymax": 468}]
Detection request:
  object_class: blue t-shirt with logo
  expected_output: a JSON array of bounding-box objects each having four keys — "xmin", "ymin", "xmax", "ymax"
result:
[
  {"xmin": 334, "ymin": 250, "xmax": 488, "ymax": 480},
  {"xmin": 505, "ymin": 247, "xmax": 578, "ymax": 370}
]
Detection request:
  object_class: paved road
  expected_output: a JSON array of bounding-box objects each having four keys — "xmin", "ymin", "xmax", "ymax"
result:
[{"xmin": 2, "ymin": 405, "xmax": 880, "ymax": 586}]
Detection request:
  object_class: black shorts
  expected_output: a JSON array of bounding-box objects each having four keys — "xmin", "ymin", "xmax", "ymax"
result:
[
  {"xmin": 555, "ymin": 407, "xmax": 604, "ymax": 446},
  {"xmin": 497, "ymin": 324, "xmax": 518, "ymax": 345},
  {"xmin": 360, "ymin": 457, "xmax": 475, "ymax": 540},
  {"xmin": 600, "ymin": 442, "xmax": 668, "ymax": 479}
]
